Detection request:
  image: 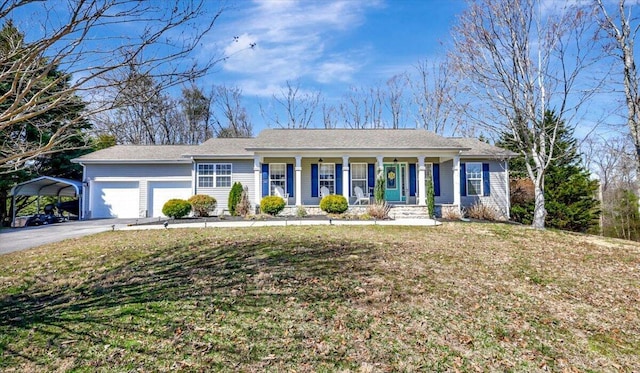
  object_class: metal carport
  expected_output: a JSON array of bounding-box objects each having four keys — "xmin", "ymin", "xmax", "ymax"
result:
[{"xmin": 9, "ymin": 176, "xmax": 84, "ymax": 226}]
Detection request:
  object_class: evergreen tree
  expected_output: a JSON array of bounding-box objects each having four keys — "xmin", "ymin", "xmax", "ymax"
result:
[
  {"xmin": 0, "ymin": 21, "xmax": 91, "ymax": 225},
  {"xmin": 498, "ymin": 111, "xmax": 600, "ymax": 233}
]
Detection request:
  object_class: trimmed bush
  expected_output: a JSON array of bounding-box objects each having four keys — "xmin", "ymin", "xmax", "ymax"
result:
[
  {"xmin": 188, "ymin": 194, "xmax": 217, "ymax": 217},
  {"xmin": 228, "ymin": 182, "xmax": 243, "ymax": 216},
  {"xmin": 162, "ymin": 199, "xmax": 192, "ymax": 219},
  {"xmin": 260, "ymin": 196, "xmax": 286, "ymax": 216},
  {"xmin": 320, "ymin": 194, "xmax": 348, "ymax": 214}
]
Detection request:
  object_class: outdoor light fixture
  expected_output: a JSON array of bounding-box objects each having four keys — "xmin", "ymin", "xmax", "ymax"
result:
[
  {"xmin": 318, "ymin": 158, "xmax": 323, "ymax": 163},
  {"xmin": 393, "ymin": 158, "xmax": 398, "ymax": 163}
]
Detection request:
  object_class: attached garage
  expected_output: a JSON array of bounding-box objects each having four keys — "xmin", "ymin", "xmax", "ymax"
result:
[
  {"xmin": 91, "ymin": 181, "xmax": 140, "ymax": 218},
  {"xmin": 148, "ymin": 181, "xmax": 192, "ymax": 217}
]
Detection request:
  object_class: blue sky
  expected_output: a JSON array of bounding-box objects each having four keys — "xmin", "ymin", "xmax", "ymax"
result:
[
  {"xmin": 201, "ymin": 0, "xmax": 467, "ymax": 131},
  {"xmin": 6, "ymin": 0, "xmax": 628, "ymax": 138}
]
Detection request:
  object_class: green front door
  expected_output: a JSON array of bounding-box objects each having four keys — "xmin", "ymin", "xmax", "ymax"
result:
[{"xmin": 384, "ymin": 163, "xmax": 401, "ymax": 202}]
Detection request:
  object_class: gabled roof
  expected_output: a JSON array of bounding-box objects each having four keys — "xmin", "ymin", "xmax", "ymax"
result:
[
  {"xmin": 453, "ymin": 138, "xmax": 518, "ymax": 158},
  {"xmin": 73, "ymin": 129, "xmax": 515, "ymax": 162},
  {"xmin": 249, "ymin": 129, "xmax": 464, "ymax": 150}
]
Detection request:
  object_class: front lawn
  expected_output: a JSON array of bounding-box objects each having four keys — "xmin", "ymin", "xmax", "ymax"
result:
[{"xmin": 0, "ymin": 223, "xmax": 638, "ymax": 371}]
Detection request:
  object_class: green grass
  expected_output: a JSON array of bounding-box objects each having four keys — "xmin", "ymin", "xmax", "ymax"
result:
[{"xmin": 0, "ymin": 223, "xmax": 639, "ymax": 372}]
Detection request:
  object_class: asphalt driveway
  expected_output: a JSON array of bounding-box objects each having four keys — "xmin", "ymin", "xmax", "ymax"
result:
[{"xmin": 0, "ymin": 219, "xmax": 144, "ymax": 255}]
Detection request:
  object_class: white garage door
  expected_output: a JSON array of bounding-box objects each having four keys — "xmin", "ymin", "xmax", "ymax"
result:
[
  {"xmin": 91, "ymin": 181, "xmax": 140, "ymax": 218},
  {"xmin": 149, "ymin": 181, "xmax": 192, "ymax": 217}
]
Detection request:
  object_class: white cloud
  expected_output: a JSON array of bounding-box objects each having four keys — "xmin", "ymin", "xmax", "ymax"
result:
[{"xmin": 207, "ymin": 0, "xmax": 383, "ymax": 97}]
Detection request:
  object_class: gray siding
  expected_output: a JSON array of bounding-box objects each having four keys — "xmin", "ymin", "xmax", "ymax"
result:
[
  {"xmin": 436, "ymin": 159, "xmax": 454, "ymax": 204},
  {"xmin": 85, "ymin": 164, "xmax": 192, "ymax": 179},
  {"xmin": 84, "ymin": 163, "xmax": 192, "ymax": 218},
  {"xmin": 194, "ymin": 160, "xmax": 255, "ymax": 211},
  {"xmin": 460, "ymin": 160, "xmax": 509, "ymax": 218}
]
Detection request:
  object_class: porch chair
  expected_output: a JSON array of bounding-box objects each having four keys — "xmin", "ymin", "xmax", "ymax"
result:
[
  {"xmin": 320, "ymin": 186, "xmax": 330, "ymax": 200},
  {"xmin": 354, "ymin": 186, "xmax": 370, "ymax": 205},
  {"xmin": 274, "ymin": 186, "xmax": 289, "ymax": 200}
]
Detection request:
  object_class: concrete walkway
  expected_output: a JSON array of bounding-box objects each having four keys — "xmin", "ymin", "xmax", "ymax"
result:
[
  {"xmin": 1, "ymin": 217, "xmax": 441, "ymax": 255},
  {"xmin": 120, "ymin": 218, "xmax": 441, "ymax": 231}
]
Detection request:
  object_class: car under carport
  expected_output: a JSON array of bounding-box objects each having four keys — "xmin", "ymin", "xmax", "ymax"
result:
[{"xmin": 9, "ymin": 176, "xmax": 83, "ymax": 226}]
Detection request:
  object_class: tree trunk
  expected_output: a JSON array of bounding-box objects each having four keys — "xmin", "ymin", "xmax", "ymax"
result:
[
  {"xmin": 0, "ymin": 188, "xmax": 7, "ymax": 227},
  {"xmin": 532, "ymin": 174, "xmax": 547, "ymax": 229}
]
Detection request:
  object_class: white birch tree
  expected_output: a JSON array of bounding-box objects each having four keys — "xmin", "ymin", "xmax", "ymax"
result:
[{"xmin": 451, "ymin": 0, "xmax": 599, "ymax": 228}]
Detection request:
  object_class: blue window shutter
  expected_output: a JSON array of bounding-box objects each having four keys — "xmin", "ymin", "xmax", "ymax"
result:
[
  {"xmin": 336, "ymin": 164, "xmax": 343, "ymax": 195},
  {"xmin": 409, "ymin": 163, "xmax": 416, "ymax": 196},
  {"xmin": 367, "ymin": 164, "xmax": 375, "ymax": 192},
  {"xmin": 262, "ymin": 164, "xmax": 269, "ymax": 197},
  {"xmin": 311, "ymin": 164, "xmax": 318, "ymax": 197},
  {"xmin": 286, "ymin": 164, "xmax": 294, "ymax": 197},
  {"xmin": 483, "ymin": 163, "xmax": 490, "ymax": 196},
  {"xmin": 433, "ymin": 164, "xmax": 441, "ymax": 197},
  {"xmin": 460, "ymin": 163, "xmax": 467, "ymax": 197}
]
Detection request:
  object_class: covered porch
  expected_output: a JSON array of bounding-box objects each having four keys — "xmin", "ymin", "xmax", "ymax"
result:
[{"xmin": 252, "ymin": 153, "xmax": 464, "ymax": 209}]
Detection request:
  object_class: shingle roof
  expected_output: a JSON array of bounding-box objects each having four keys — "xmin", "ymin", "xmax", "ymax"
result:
[
  {"xmin": 453, "ymin": 138, "xmax": 517, "ymax": 158},
  {"xmin": 184, "ymin": 138, "xmax": 255, "ymax": 157},
  {"xmin": 249, "ymin": 129, "xmax": 462, "ymax": 150},
  {"xmin": 73, "ymin": 130, "xmax": 516, "ymax": 162},
  {"xmin": 75, "ymin": 145, "xmax": 195, "ymax": 162}
]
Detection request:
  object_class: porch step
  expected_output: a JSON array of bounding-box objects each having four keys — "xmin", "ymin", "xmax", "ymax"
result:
[{"xmin": 388, "ymin": 205, "xmax": 430, "ymax": 219}]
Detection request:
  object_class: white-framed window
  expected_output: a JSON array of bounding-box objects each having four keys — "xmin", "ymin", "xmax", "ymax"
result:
[
  {"xmin": 466, "ymin": 162, "xmax": 483, "ymax": 196},
  {"xmin": 197, "ymin": 163, "xmax": 232, "ymax": 188},
  {"xmin": 269, "ymin": 163, "xmax": 286, "ymax": 195},
  {"xmin": 425, "ymin": 163, "xmax": 433, "ymax": 186},
  {"xmin": 319, "ymin": 163, "xmax": 335, "ymax": 194},
  {"xmin": 350, "ymin": 163, "xmax": 367, "ymax": 196}
]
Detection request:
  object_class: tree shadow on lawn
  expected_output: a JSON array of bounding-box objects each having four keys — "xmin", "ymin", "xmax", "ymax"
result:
[{"xmin": 0, "ymin": 232, "xmax": 379, "ymax": 366}]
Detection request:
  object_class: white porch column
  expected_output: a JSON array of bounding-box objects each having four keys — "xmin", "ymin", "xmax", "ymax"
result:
[
  {"xmin": 453, "ymin": 155, "xmax": 461, "ymax": 209},
  {"xmin": 376, "ymin": 155, "xmax": 384, "ymax": 173},
  {"xmin": 342, "ymin": 156, "xmax": 350, "ymax": 201},
  {"xmin": 417, "ymin": 156, "xmax": 426, "ymax": 206},
  {"xmin": 295, "ymin": 156, "xmax": 302, "ymax": 206},
  {"xmin": 253, "ymin": 156, "xmax": 262, "ymax": 206}
]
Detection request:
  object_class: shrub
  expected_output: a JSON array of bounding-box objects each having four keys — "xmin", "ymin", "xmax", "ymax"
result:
[
  {"xmin": 188, "ymin": 194, "xmax": 217, "ymax": 217},
  {"xmin": 260, "ymin": 196, "xmax": 286, "ymax": 216},
  {"xmin": 367, "ymin": 201, "xmax": 391, "ymax": 220},
  {"xmin": 235, "ymin": 186, "xmax": 252, "ymax": 217},
  {"xmin": 465, "ymin": 202, "xmax": 500, "ymax": 221},
  {"xmin": 442, "ymin": 205, "xmax": 462, "ymax": 220},
  {"xmin": 320, "ymin": 195, "xmax": 348, "ymax": 214},
  {"xmin": 228, "ymin": 182, "xmax": 243, "ymax": 216},
  {"xmin": 162, "ymin": 199, "xmax": 192, "ymax": 219},
  {"xmin": 296, "ymin": 206, "xmax": 308, "ymax": 218},
  {"xmin": 426, "ymin": 177, "xmax": 435, "ymax": 218},
  {"xmin": 374, "ymin": 171, "xmax": 385, "ymax": 203}
]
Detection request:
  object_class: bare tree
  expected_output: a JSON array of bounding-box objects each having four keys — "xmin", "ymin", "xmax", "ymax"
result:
[
  {"xmin": 409, "ymin": 58, "xmax": 462, "ymax": 134},
  {"xmin": 322, "ymin": 102, "xmax": 338, "ymax": 129},
  {"xmin": 385, "ymin": 74, "xmax": 408, "ymax": 129},
  {"xmin": 339, "ymin": 85, "xmax": 385, "ymax": 128},
  {"xmin": 451, "ymin": 0, "xmax": 599, "ymax": 229},
  {"xmin": 211, "ymin": 85, "xmax": 253, "ymax": 138},
  {"xmin": 261, "ymin": 80, "xmax": 321, "ymax": 128},
  {"xmin": 595, "ymin": 0, "xmax": 640, "ymax": 207},
  {"xmin": 0, "ymin": 0, "xmax": 224, "ymax": 173}
]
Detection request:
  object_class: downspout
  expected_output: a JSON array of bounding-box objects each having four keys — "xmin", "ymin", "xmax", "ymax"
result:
[{"xmin": 80, "ymin": 162, "xmax": 86, "ymax": 220}]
